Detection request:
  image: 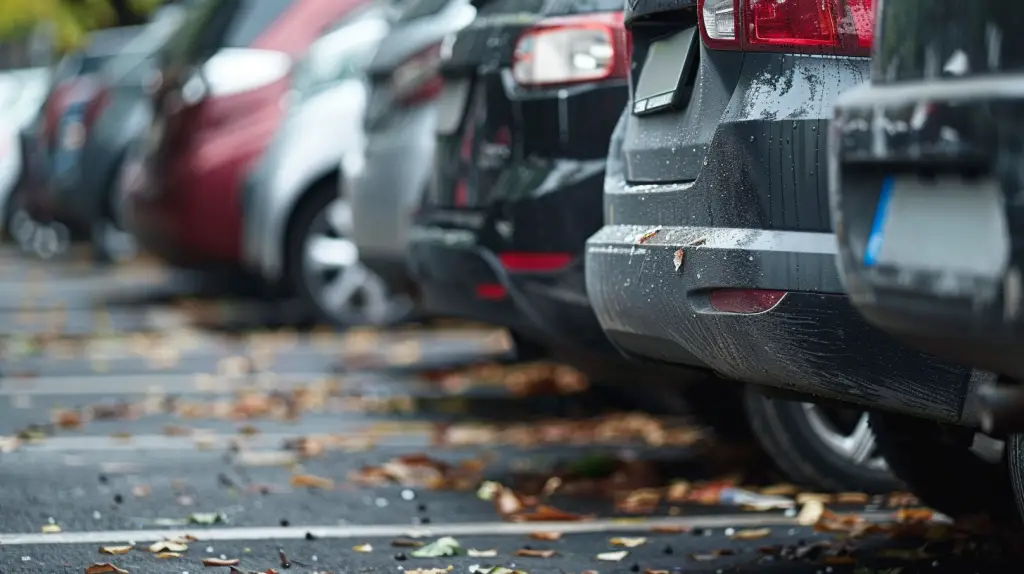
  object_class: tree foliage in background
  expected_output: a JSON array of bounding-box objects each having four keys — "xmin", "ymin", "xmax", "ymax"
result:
[{"xmin": 0, "ymin": 0, "xmax": 162, "ymax": 50}]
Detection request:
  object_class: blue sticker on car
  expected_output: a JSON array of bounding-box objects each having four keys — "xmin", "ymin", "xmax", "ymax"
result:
[{"xmin": 863, "ymin": 176, "xmax": 894, "ymax": 267}]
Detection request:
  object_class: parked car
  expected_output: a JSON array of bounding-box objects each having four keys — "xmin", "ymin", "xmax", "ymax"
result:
[
  {"xmin": 349, "ymin": 0, "xmax": 475, "ymax": 305},
  {"xmin": 830, "ymin": 0, "xmax": 1024, "ymax": 519},
  {"xmin": 408, "ymin": 0, "xmax": 893, "ymax": 492},
  {"xmin": 124, "ymin": 0, "xmax": 368, "ymax": 274},
  {"xmin": 0, "ymin": 65, "xmax": 49, "ymax": 240},
  {"xmin": 242, "ymin": 2, "xmax": 398, "ymax": 325},
  {"xmin": 581, "ymin": 0, "xmax": 992, "ymax": 496},
  {"xmin": 18, "ymin": 25, "xmax": 147, "ymax": 256},
  {"xmin": 25, "ymin": 4, "xmax": 190, "ymax": 264}
]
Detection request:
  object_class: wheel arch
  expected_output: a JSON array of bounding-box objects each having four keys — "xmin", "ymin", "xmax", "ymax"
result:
[{"xmin": 280, "ymin": 167, "xmax": 343, "ymax": 281}]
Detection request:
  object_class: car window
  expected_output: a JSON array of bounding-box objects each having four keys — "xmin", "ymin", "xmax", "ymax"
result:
[
  {"xmin": 291, "ymin": 12, "xmax": 389, "ymax": 98},
  {"xmin": 222, "ymin": 0, "xmax": 293, "ymax": 47},
  {"xmin": 398, "ymin": 0, "xmax": 454, "ymax": 21}
]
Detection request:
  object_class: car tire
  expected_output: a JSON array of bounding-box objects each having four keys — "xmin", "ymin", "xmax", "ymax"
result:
[
  {"xmin": 744, "ymin": 387, "xmax": 899, "ymax": 493},
  {"xmin": 871, "ymin": 411, "xmax": 1017, "ymax": 522},
  {"xmin": 285, "ymin": 182, "xmax": 404, "ymax": 327}
]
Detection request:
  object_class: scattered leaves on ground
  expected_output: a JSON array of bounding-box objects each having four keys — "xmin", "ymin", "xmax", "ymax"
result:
[
  {"xmin": 202, "ymin": 557, "xmax": 241, "ymax": 566},
  {"xmin": 411, "ymin": 536, "xmax": 462, "ymax": 558},
  {"xmin": 290, "ymin": 473, "xmax": 335, "ymax": 490},
  {"xmin": 467, "ymin": 549, "xmax": 498, "ymax": 557},
  {"xmin": 99, "ymin": 546, "xmax": 133, "ymax": 555},
  {"xmin": 353, "ymin": 543, "xmax": 373, "ymax": 553},
  {"xmin": 514, "ymin": 548, "xmax": 556, "ymax": 558},
  {"xmin": 149, "ymin": 541, "xmax": 188, "ymax": 553},
  {"xmin": 597, "ymin": 550, "xmax": 628, "ymax": 562},
  {"xmin": 85, "ymin": 564, "xmax": 129, "ymax": 574},
  {"xmin": 730, "ymin": 528, "xmax": 771, "ymax": 540},
  {"xmin": 610, "ymin": 537, "xmax": 647, "ymax": 548}
]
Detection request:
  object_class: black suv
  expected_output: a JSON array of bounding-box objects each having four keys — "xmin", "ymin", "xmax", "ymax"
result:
[
  {"xmin": 831, "ymin": 0, "xmax": 1024, "ymax": 520},
  {"xmin": 584, "ymin": 0, "xmax": 1000, "ymax": 500}
]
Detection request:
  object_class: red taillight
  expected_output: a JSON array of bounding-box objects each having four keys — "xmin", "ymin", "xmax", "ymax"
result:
[
  {"xmin": 709, "ymin": 289, "xmax": 786, "ymax": 314},
  {"xmin": 697, "ymin": 0, "xmax": 874, "ymax": 56},
  {"xmin": 475, "ymin": 283, "xmax": 508, "ymax": 300},
  {"xmin": 499, "ymin": 252, "xmax": 573, "ymax": 273},
  {"xmin": 512, "ymin": 11, "xmax": 628, "ymax": 88},
  {"xmin": 393, "ymin": 43, "xmax": 445, "ymax": 107}
]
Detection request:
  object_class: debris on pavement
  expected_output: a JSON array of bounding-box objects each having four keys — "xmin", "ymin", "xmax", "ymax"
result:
[
  {"xmin": 411, "ymin": 536, "xmax": 462, "ymax": 558},
  {"xmin": 86, "ymin": 564, "xmax": 129, "ymax": 574},
  {"xmin": 596, "ymin": 550, "xmax": 629, "ymax": 561},
  {"xmin": 98, "ymin": 546, "xmax": 133, "ymax": 555}
]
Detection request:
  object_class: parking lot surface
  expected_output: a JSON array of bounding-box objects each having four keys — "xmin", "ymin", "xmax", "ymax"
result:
[{"xmin": 0, "ymin": 249, "xmax": 1018, "ymax": 573}]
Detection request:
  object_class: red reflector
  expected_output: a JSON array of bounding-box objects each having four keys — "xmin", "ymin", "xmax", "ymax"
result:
[
  {"xmin": 454, "ymin": 179, "xmax": 469, "ymax": 206},
  {"xmin": 475, "ymin": 283, "xmax": 507, "ymax": 300},
  {"xmin": 709, "ymin": 289, "xmax": 786, "ymax": 314},
  {"xmin": 499, "ymin": 252, "xmax": 572, "ymax": 272}
]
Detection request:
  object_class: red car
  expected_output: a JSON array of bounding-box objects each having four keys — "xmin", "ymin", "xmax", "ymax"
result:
[{"xmin": 124, "ymin": 0, "xmax": 366, "ymax": 270}]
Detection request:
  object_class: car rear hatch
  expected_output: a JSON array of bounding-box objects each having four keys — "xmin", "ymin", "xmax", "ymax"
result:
[
  {"xmin": 620, "ymin": 0, "xmax": 873, "ymax": 231},
  {"xmin": 363, "ymin": 0, "xmax": 475, "ymax": 132},
  {"xmin": 429, "ymin": 0, "xmax": 627, "ymax": 212}
]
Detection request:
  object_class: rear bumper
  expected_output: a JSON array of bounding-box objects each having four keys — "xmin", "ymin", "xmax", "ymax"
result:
[
  {"xmin": 831, "ymin": 77, "xmax": 1024, "ymax": 378},
  {"xmin": 585, "ymin": 221, "xmax": 976, "ymax": 423}
]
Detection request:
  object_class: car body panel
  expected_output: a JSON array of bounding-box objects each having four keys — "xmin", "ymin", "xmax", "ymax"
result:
[
  {"xmin": 829, "ymin": 0, "xmax": 1024, "ymax": 378},
  {"xmin": 584, "ymin": 1, "xmax": 978, "ymax": 423},
  {"xmin": 349, "ymin": 0, "xmax": 474, "ymax": 280}
]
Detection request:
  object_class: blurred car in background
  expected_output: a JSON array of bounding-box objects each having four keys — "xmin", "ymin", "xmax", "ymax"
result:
[
  {"xmin": 242, "ymin": 2, "xmax": 399, "ymax": 325},
  {"xmin": 17, "ymin": 24, "xmax": 148, "ymax": 256},
  {"xmin": 124, "ymin": 0, "xmax": 368, "ymax": 276},
  {"xmin": 22, "ymin": 3, "xmax": 190, "ymax": 264},
  {"xmin": 349, "ymin": 0, "xmax": 475, "ymax": 308},
  {"xmin": 582, "ymin": 0, "xmax": 923, "ymax": 493},
  {"xmin": 830, "ymin": 0, "xmax": 1024, "ymax": 519},
  {"xmin": 0, "ymin": 65, "xmax": 49, "ymax": 241}
]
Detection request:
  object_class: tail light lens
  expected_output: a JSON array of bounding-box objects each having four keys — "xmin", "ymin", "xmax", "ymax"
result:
[
  {"xmin": 512, "ymin": 11, "xmax": 628, "ymax": 88},
  {"xmin": 697, "ymin": 0, "xmax": 874, "ymax": 56},
  {"xmin": 499, "ymin": 252, "xmax": 573, "ymax": 273},
  {"xmin": 392, "ymin": 43, "xmax": 445, "ymax": 107}
]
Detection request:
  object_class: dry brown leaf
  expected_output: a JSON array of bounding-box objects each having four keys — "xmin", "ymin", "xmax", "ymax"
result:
[
  {"xmin": 887, "ymin": 491, "xmax": 920, "ymax": 507},
  {"xmin": 99, "ymin": 546, "xmax": 133, "ymax": 555},
  {"xmin": 202, "ymin": 557, "xmax": 241, "ymax": 566},
  {"xmin": 53, "ymin": 408, "xmax": 83, "ymax": 429},
  {"xmin": 390, "ymin": 538, "xmax": 425, "ymax": 548},
  {"xmin": 796, "ymin": 499, "xmax": 825, "ymax": 526},
  {"xmin": 730, "ymin": 528, "xmax": 771, "ymax": 540},
  {"xmin": 290, "ymin": 474, "xmax": 335, "ymax": 490},
  {"xmin": 895, "ymin": 508, "xmax": 934, "ymax": 523},
  {"xmin": 835, "ymin": 492, "xmax": 870, "ymax": 504},
  {"xmin": 795, "ymin": 492, "xmax": 833, "ymax": 504},
  {"xmin": 665, "ymin": 481, "xmax": 690, "ymax": 502},
  {"xmin": 352, "ymin": 543, "xmax": 373, "ymax": 553},
  {"xmin": 163, "ymin": 425, "xmax": 192, "ymax": 437},
  {"xmin": 238, "ymin": 425, "xmax": 260, "ymax": 437},
  {"xmin": 149, "ymin": 541, "xmax": 187, "ymax": 553},
  {"xmin": 511, "ymin": 504, "xmax": 591, "ymax": 522},
  {"xmin": 616, "ymin": 488, "xmax": 661, "ymax": 514},
  {"xmin": 529, "ymin": 531, "xmax": 562, "ymax": 541},
  {"xmin": 495, "ymin": 486, "xmax": 525, "ymax": 516},
  {"xmin": 515, "ymin": 548, "xmax": 556, "ymax": 558},
  {"xmin": 610, "ymin": 537, "xmax": 647, "ymax": 548},
  {"xmin": 155, "ymin": 552, "xmax": 181, "ymax": 559},
  {"xmin": 647, "ymin": 570, "xmax": 670, "ymax": 574},
  {"xmin": 86, "ymin": 563, "xmax": 129, "ymax": 574}
]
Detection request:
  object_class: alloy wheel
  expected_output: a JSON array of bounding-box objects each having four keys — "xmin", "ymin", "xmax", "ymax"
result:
[
  {"xmin": 801, "ymin": 403, "xmax": 888, "ymax": 471},
  {"xmin": 300, "ymin": 198, "xmax": 393, "ymax": 325}
]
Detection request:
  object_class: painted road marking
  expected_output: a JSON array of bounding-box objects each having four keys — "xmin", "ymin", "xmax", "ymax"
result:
[
  {"xmin": 10, "ymin": 432, "xmax": 432, "ymax": 451},
  {"xmin": 0, "ymin": 513, "xmax": 900, "ymax": 545}
]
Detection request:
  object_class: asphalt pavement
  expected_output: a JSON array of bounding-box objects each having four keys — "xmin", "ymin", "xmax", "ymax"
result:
[{"xmin": 0, "ymin": 247, "xmax": 1019, "ymax": 574}]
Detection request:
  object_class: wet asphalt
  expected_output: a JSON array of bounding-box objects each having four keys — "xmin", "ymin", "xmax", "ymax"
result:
[{"xmin": 0, "ymin": 248, "xmax": 1019, "ymax": 574}]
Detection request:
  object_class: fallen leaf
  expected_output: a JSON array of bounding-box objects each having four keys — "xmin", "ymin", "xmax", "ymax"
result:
[
  {"xmin": 673, "ymin": 248, "xmax": 685, "ymax": 271},
  {"xmin": 131, "ymin": 485, "xmax": 151, "ymax": 498},
  {"xmin": 495, "ymin": 486, "xmax": 525, "ymax": 516},
  {"xmin": 692, "ymin": 548, "xmax": 736, "ymax": 561},
  {"xmin": 202, "ymin": 558, "xmax": 241, "ymax": 566},
  {"xmin": 155, "ymin": 552, "xmax": 181, "ymax": 559},
  {"xmin": 731, "ymin": 528, "xmax": 771, "ymax": 540},
  {"xmin": 647, "ymin": 570, "xmax": 670, "ymax": 574},
  {"xmin": 515, "ymin": 548, "xmax": 556, "ymax": 558},
  {"xmin": 411, "ymin": 536, "xmax": 462, "ymax": 558},
  {"xmin": 163, "ymin": 425, "xmax": 192, "ymax": 437},
  {"xmin": 511, "ymin": 504, "xmax": 591, "ymax": 522},
  {"xmin": 665, "ymin": 481, "xmax": 690, "ymax": 503},
  {"xmin": 796, "ymin": 492, "xmax": 833, "ymax": 505},
  {"xmin": 836, "ymin": 492, "xmax": 870, "ymax": 504},
  {"xmin": 529, "ymin": 532, "xmax": 562, "ymax": 541},
  {"xmin": 189, "ymin": 512, "xmax": 225, "ymax": 525},
  {"xmin": 610, "ymin": 537, "xmax": 647, "ymax": 548},
  {"xmin": 895, "ymin": 508, "xmax": 934, "ymax": 524},
  {"xmin": 636, "ymin": 227, "xmax": 661, "ymax": 244},
  {"xmin": 290, "ymin": 474, "xmax": 335, "ymax": 490},
  {"xmin": 237, "ymin": 425, "xmax": 260, "ymax": 437},
  {"xmin": 353, "ymin": 543, "xmax": 373, "ymax": 553},
  {"xmin": 149, "ymin": 541, "xmax": 188, "ymax": 553},
  {"xmin": 796, "ymin": 499, "xmax": 825, "ymax": 526},
  {"xmin": 41, "ymin": 524, "xmax": 61, "ymax": 533},
  {"xmin": 476, "ymin": 481, "xmax": 501, "ymax": 501},
  {"xmin": 53, "ymin": 408, "xmax": 83, "ymax": 429},
  {"xmin": 616, "ymin": 488, "xmax": 661, "ymax": 514},
  {"xmin": 391, "ymin": 538, "xmax": 425, "ymax": 548},
  {"xmin": 597, "ymin": 550, "xmax": 628, "ymax": 562},
  {"xmin": 99, "ymin": 546, "xmax": 133, "ymax": 555},
  {"xmin": 467, "ymin": 549, "xmax": 497, "ymax": 557},
  {"xmin": 86, "ymin": 563, "xmax": 129, "ymax": 574},
  {"xmin": 167, "ymin": 534, "xmax": 199, "ymax": 543}
]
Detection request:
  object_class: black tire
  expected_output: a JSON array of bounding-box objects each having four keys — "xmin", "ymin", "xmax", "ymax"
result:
[
  {"xmin": 1007, "ymin": 433, "xmax": 1024, "ymax": 523},
  {"xmin": 871, "ymin": 411, "xmax": 1017, "ymax": 522},
  {"xmin": 285, "ymin": 182, "xmax": 343, "ymax": 325},
  {"xmin": 744, "ymin": 388, "xmax": 899, "ymax": 493}
]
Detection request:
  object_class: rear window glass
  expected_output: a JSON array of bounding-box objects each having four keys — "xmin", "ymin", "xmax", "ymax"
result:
[
  {"xmin": 398, "ymin": 0, "xmax": 453, "ymax": 21},
  {"xmin": 223, "ymin": 0, "xmax": 293, "ymax": 47}
]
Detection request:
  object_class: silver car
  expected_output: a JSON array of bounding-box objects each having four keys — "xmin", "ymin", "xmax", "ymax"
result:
[
  {"xmin": 348, "ymin": 0, "xmax": 475, "ymax": 296},
  {"xmin": 242, "ymin": 4, "xmax": 394, "ymax": 325}
]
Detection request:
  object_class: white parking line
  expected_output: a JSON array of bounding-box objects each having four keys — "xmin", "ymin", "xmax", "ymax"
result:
[
  {"xmin": 0, "ymin": 512, "xmax": 898, "ymax": 545},
  {"xmin": 13, "ymin": 432, "xmax": 430, "ymax": 451}
]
